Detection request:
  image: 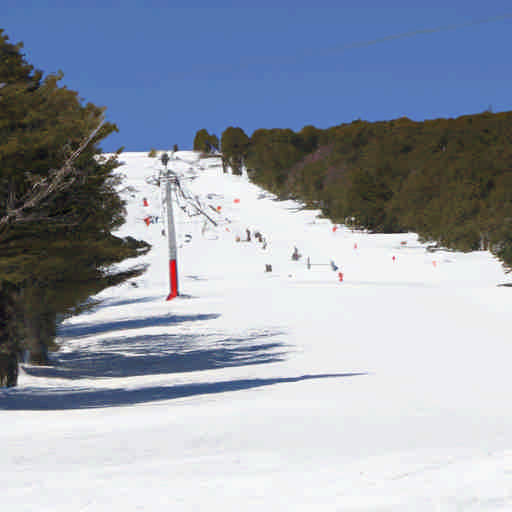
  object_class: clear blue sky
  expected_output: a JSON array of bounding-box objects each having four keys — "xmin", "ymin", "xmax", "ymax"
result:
[{"xmin": 2, "ymin": 1, "xmax": 511, "ymax": 152}]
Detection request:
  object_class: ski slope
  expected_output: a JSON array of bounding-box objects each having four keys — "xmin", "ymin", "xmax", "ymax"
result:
[{"xmin": 2, "ymin": 151, "xmax": 512, "ymax": 511}]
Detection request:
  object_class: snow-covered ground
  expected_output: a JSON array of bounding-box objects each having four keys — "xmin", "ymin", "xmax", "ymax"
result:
[{"xmin": 2, "ymin": 151, "xmax": 512, "ymax": 511}]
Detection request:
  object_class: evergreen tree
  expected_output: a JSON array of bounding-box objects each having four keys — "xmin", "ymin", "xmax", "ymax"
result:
[
  {"xmin": 237, "ymin": 112, "xmax": 512, "ymax": 269},
  {"xmin": 0, "ymin": 29, "xmax": 149, "ymax": 381},
  {"xmin": 193, "ymin": 129, "xmax": 210, "ymax": 152},
  {"xmin": 193, "ymin": 129, "xmax": 218, "ymax": 154},
  {"xmin": 208, "ymin": 133, "xmax": 219, "ymax": 152},
  {"xmin": 220, "ymin": 127, "xmax": 249, "ymax": 175},
  {"xmin": 247, "ymin": 128, "xmax": 305, "ymax": 195}
]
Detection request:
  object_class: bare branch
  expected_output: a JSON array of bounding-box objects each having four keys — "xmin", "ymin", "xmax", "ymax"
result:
[{"xmin": 0, "ymin": 117, "xmax": 105, "ymax": 230}]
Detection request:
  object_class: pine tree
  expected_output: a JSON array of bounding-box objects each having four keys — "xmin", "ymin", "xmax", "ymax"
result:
[
  {"xmin": 193, "ymin": 129, "xmax": 218, "ymax": 154},
  {"xmin": 220, "ymin": 127, "xmax": 249, "ymax": 175},
  {"xmin": 193, "ymin": 129, "xmax": 210, "ymax": 153},
  {"xmin": 0, "ymin": 29, "xmax": 149, "ymax": 379}
]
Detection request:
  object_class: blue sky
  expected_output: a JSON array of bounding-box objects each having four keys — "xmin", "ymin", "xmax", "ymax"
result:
[{"xmin": 2, "ymin": 1, "xmax": 511, "ymax": 152}]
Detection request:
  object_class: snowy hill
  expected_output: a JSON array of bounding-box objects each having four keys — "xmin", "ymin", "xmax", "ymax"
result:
[{"xmin": 2, "ymin": 151, "xmax": 512, "ymax": 511}]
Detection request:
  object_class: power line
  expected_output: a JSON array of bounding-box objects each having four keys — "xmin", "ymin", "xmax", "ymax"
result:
[
  {"xmin": 167, "ymin": 13, "xmax": 511, "ymax": 80},
  {"xmin": 318, "ymin": 13, "xmax": 512, "ymax": 57}
]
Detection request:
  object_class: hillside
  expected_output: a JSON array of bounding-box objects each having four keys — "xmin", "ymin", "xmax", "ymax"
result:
[
  {"xmin": 244, "ymin": 112, "xmax": 512, "ymax": 267},
  {"xmin": 2, "ymin": 151, "xmax": 512, "ymax": 511}
]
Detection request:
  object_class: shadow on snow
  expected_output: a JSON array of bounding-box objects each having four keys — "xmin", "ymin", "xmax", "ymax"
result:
[
  {"xmin": 58, "ymin": 313, "xmax": 221, "ymax": 338},
  {"xmin": 0, "ymin": 373, "xmax": 367, "ymax": 410},
  {"xmin": 22, "ymin": 329, "xmax": 288, "ymax": 380},
  {"xmin": 98, "ymin": 295, "xmax": 164, "ymax": 309},
  {"xmin": 5, "ymin": 307, "xmax": 370, "ymax": 411}
]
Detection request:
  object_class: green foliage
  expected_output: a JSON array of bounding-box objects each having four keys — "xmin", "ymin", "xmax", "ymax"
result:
[
  {"xmin": 193, "ymin": 129, "xmax": 218, "ymax": 154},
  {"xmin": 235, "ymin": 112, "xmax": 512, "ymax": 270},
  {"xmin": 247, "ymin": 128, "xmax": 319, "ymax": 196},
  {"xmin": 193, "ymin": 129, "xmax": 209, "ymax": 152},
  {"xmin": 0, "ymin": 281, "xmax": 22, "ymax": 372},
  {"xmin": 220, "ymin": 127, "xmax": 249, "ymax": 175},
  {"xmin": 0, "ymin": 29, "xmax": 149, "ymax": 374},
  {"xmin": 209, "ymin": 134, "xmax": 219, "ymax": 152},
  {"xmin": 148, "ymin": 148, "xmax": 158, "ymax": 157}
]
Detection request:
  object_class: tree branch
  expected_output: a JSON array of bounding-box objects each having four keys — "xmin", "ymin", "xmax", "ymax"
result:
[{"xmin": 0, "ymin": 117, "xmax": 105, "ymax": 230}]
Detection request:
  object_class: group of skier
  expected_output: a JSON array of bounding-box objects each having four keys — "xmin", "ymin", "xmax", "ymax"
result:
[{"xmin": 237, "ymin": 228, "xmax": 268, "ymax": 250}]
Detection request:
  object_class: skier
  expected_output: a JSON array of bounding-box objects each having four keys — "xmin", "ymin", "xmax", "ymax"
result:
[{"xmin": 291, "ymin": 246, "xmax": 301, "ymax": 261}]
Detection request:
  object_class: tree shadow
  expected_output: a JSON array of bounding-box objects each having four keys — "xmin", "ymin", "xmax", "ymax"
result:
[
  {"xmin": 99, "ymin": 296, "xmax": 163, "ymax": 308},
  {"xmin": 284, "ymin": 205, "xmax": 307, "ymax": 212},
  {"xmin": 0, "ymin": 372, "xmax": 368, "ymax": 411},
  {"xmin": 58, "ymin": 313, "xmax": 221, "ymax": 339},
  {"xmin": 23, "ymin": 329, "xmax": 288, "ymax": 380}
]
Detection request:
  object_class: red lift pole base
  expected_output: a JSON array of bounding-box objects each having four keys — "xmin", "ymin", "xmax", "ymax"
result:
[{"xmin": 166, "ymin": 259, "xmax": 179, "ymax": 301}]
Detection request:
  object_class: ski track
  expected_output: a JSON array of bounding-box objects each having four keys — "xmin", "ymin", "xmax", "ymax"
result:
[{"xmin": 2, "ymin": 151, "xmax": 512, "ymax": 511}]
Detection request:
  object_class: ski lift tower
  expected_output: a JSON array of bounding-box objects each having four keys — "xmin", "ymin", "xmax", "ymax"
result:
[{"xmin": 160, "ymin": 152, "xmax": 179, "ymax": 300}]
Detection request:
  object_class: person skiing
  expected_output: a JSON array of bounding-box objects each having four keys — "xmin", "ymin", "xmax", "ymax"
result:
[{"xmin": 161, "ymin": 152, "xmax": 170, "ymax": 168}]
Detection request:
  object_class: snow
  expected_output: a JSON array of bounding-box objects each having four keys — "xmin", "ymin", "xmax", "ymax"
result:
[{"xmin": 2, "ymin": 151, "xmax": 512, "ymax": 511}]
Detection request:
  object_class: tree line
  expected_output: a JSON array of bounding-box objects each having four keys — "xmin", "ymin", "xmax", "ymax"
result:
[
  {"xmin": 0, "ymin": 29, "xmax": 148, "ymax": 386},
  {"xmin": 195, "ymin": 113, "xmax": 512, "ymax": 270}
]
